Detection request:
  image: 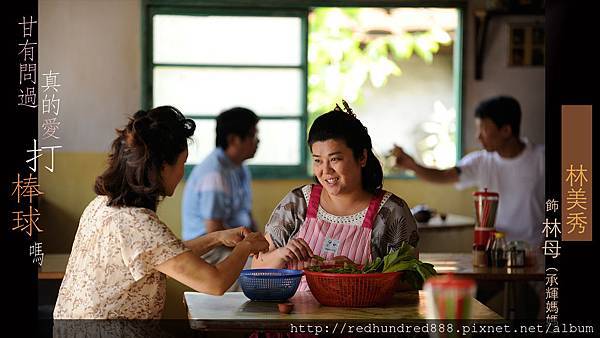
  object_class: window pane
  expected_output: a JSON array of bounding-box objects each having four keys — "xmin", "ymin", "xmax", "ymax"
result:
[
  {"xmin": 361, "ymin": 97, "xmax": 457, "ymax": 170},
  {"xmin": 154, "ymin": 67, "xmax": 302, "ymax": 116},
  {"xmin": 247, "ymin": 120, "xmax": 301, "ymax": 165},
  {"xmin": 186, "ymin": 119, "xmax": 301, "ymax": 166},
  {"xmin": 307, "ymin": 8, "xmax": 459, "ymax": 173},
  {"xmin": 186, "ymin": 119, "xmax": 216, "ymax": 165},
  {"xmin": 153, "ymin": 15, "xmax": 301, "ymax": 66},
  {"xmin": 357, "ymin": 51, "xmax": 457, "ymax": 170}
]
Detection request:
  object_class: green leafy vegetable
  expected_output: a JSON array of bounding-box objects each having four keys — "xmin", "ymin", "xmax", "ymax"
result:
[{"xmin": 305, "ymin": 243, "xmax": 437, "ymax": 289}]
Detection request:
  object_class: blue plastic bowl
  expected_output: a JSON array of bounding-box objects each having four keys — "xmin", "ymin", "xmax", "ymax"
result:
[{"xmin": 239, "ymin": 269, "xmax": 303, "ymax": 302}]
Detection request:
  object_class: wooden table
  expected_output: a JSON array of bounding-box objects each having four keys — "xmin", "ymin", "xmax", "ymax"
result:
[
  {"xmin": 38, "ymin": 253, "xmax": 69, "ymax": 280},
  {"xmin": 419, "ymin": 253, "xmax": 544, "ymax": 281},
  {"xmin": 184, "ymin": 291, "xmax": 502, "ymax": 331}
]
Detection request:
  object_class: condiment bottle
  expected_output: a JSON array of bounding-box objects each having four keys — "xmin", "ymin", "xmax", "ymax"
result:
[
  {"xmin": 506, "ymin": 240, "xmax": 528, "ymax": 267},
  {"xmin": 491, "ymin": 231, "xmax": 507, "ymax": 267},
  {"xmin": 472, "ymin": 242, "xmax": 487, "ymax": 267},
  {"xmin": 485, "ymin": 230, "xmax": 496, "ymax": 267}
]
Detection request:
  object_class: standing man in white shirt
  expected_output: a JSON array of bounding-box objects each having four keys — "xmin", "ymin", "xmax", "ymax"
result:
[{"xmin": 393, "ymin": 95, "xmax": 545, "ymax": 249}]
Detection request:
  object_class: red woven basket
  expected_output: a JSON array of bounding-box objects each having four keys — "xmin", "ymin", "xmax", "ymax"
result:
[{"xmin": 304, "ymin": 269, "xmax": 402, "ymax": 307}]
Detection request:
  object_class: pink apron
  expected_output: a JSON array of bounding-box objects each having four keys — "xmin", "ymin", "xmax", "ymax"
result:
[{"xmin": 288, "ymin": 184, "xmax": 384, "ymax": 291}]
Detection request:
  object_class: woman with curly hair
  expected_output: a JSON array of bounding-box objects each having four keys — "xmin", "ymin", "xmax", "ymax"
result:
[{"xmin": 54, "ymin": 106, "xmax": 268, "ymax": 319}]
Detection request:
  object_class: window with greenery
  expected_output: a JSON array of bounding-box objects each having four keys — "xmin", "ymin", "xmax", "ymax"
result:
[{"xmin": 143, "ymin": 3, "xmax": 463, "ymax": 178}]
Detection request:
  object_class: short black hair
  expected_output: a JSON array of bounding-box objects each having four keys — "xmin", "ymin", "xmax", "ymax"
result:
[
  {"xmin": 215, "ymin": 107, "xmax": 259, "ymax": 149},
  {"xmin": 308, "ymin": 109, "xmax": 383, "ymax": 195},
  {"xmin": 475, "ymin": 96, "xmax": 521, "ymax": 136}
]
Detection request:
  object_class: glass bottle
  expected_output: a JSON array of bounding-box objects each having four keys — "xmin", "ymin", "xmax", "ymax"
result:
[
  {"xmin": 506, "ymin": 240, "xmax": 528, "ymax": 267},
  {"xmin": 472, "ymin": 243, "xmax": 487, "ymax": 267},
  {"xmin": 485, "ymin": 231, "xmax": 496, "ymax": 267},
  {"xmin": 491, "ymin": 231, "xmax": 507, "ymax": 267}
]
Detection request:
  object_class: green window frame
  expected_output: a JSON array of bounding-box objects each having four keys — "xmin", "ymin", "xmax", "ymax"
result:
[
  {"xmin": 142, "ymin": 4, "xmax": 309, "ymax": 178},
  {"xmin": 142, "ymin": 1, "xmax": 465, "ymax": 180}
]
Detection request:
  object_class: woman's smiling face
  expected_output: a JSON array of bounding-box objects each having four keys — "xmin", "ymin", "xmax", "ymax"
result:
[{"xmin": 311, "ymin": 139, "xmax": 366, "ymax": 197}]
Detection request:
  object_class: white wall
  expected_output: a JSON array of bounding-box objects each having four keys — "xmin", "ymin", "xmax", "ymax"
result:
[
  {"xmin": 38, "ymin": 0, "xmax": 141, "ymax": 152},
  {"xmin": 463, "ymin": 0, "xmax": 545, "ymax": 152}
]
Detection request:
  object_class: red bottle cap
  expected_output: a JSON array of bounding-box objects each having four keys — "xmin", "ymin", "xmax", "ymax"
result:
[{"xmin": 473, "ymin": 188, "xmax": 499, "ymax": 197}]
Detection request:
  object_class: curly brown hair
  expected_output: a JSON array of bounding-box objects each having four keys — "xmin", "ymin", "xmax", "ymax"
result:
[{"xmin": 94, "ymin": 106, "xmax": 195, "ymax": 211}]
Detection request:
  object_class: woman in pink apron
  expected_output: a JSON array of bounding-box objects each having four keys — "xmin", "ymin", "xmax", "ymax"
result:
[{"xmin": 253, "ymin": 102, "xmax": 419, "ymax": 292}]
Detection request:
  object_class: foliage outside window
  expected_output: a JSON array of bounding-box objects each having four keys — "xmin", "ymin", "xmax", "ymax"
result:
[{"xmin": 308, "ymin": 8, "xmax": 460, "ymax": 173}]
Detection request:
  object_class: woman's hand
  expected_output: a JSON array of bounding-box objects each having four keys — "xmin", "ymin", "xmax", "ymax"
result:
[
  {"xmin": 158, "ymin": 233, "xmax": 269, "ymax": 296},
  {"xmin": 218, "ymin": 227, "xmax": 251, "ymax": 247},
  {"xmin": 240, "ymin": 232, "xmax": 270, "ymax": 255},
  {"xmin": 276, "ymin": 238, "xmax": 314, "ymax": 263}
]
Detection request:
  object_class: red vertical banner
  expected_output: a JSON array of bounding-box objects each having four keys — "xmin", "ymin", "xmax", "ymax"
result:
[{"xmin": 561, "ymin": 105, "xmax": 592, "ymax": 241}]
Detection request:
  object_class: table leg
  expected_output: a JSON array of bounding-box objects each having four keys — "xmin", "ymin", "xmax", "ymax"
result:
[{"xmin": 503, "ymin": 281, "xmax": 517, "ymax": 320}]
